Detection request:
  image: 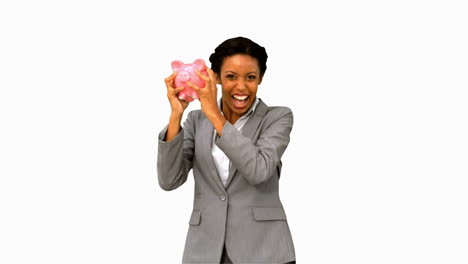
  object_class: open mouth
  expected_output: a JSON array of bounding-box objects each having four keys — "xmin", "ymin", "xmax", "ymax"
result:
[{"xmin": 232, "ymin": 95, "xmax": 250, "ymax": 109}]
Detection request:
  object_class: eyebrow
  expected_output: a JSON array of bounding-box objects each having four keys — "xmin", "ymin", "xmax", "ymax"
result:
[{"xmin": 224, "ymin": 71, "xmax": 258, "ymax": 75}]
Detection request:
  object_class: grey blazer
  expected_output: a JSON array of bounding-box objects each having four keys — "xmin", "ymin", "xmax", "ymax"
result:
[{"xmin": 157, "ymin": 99, "xmax": 296, "ymax": 263}]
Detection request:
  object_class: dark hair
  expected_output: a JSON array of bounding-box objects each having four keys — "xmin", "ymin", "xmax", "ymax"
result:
[{"xmin": 209, "ymin": 36, "xmax": 268, "ymax": 78}]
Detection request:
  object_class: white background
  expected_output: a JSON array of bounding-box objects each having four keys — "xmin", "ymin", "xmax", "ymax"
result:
[{"xmin": 1, "ymin": 0, "xmax": 467, "ymax": 263}]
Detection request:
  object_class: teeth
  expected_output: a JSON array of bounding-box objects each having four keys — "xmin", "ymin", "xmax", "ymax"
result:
[{"xmin": 233, "ymin": 95, "xmax": 248, "ymax": 100}]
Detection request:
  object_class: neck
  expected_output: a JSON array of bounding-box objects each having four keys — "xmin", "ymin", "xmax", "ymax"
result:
[{"xmin": 222, "ymin": 105, "xmax": 241, "ymax": 124}]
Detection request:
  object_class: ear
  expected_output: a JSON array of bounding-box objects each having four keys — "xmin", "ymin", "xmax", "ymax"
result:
[
  {"xmin": 192, "ymin": 58, "xmax": 206, "ymax": 71},
  {"xmin": 214, "ymin": 72, "xmax": 221, "ymax": 84},
  {"xmin": 171, "ymin": 60, "xmax": 184, "ymax": 71}
]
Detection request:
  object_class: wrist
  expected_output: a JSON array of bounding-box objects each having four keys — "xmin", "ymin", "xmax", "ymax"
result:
[
  {"xmin": 169, "ymin": 112, "xmax": 183, "ymax": 128},
  {"xmin": 205, "ymin": 106, "xmax": 221, "ymax": 120},
  {"xmin": 207, "ymin": 111, "xmax": 226, "ymax": 135},
  {"xmin": 166, "ymin": 112, "xmax": 183, "ymax": 142},
  {"xmin": 170, "ymin": 111, "xmax": 183, "ymax": 121}
]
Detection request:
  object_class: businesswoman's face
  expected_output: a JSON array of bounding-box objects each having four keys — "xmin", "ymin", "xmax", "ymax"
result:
[{"xmin": 217, "ymin": 54, "xmax": 262, "ymax": 122}]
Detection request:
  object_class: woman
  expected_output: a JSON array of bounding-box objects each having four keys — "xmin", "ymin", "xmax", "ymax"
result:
[{"xmin": 158, "ymin": 37, "xmax": 296, "ymax": 264}]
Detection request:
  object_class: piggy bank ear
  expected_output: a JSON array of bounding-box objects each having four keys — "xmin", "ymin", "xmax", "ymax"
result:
[
  {"xmin": 192, "ymin": 59, "xmax": 206, "ymax": 71},
  {"xmin": 171, "ymin": 60, "xmax": 184, "ymax": 71}
]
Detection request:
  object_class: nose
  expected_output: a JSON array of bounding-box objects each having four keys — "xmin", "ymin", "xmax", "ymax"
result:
[{"xmin": 235, "ymin": 79, "xmax": 247, "ymax": 90}]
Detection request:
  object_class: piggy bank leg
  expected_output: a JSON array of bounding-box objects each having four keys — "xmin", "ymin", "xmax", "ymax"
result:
[
  {"xmin": 178, "ymin": 91, "xmax": 187, "ymax": 101},
  {"xmin": 190, "ymin": 91, "xmax": 199, "ymax": 100}
]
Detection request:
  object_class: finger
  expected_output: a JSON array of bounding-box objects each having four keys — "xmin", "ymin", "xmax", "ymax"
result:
[
  {"xmin": 203, "ymin": 68, "xmax": 218, "ymax": 85},
  {"xmin": 181, "ymin": 100, "xmax": 189, "ymax": 108},
  {"xmin": 174, "ymin": 87, "xmax": 185, "ymax": 93},
  {"xmin": 187, "ymin": 81, "xmax": 200, "ymax": 92},
  {"xmin": 164, "ymin": 72, "xmax": 177, "ymax": 88},
  {"xmin": 206, "ymin": 67, "xmax": 215, "ymax": 80},
  {"xmin": 205, "ymin": 68, "xmax": 218, "ymax": 91},
  {"xmin": 168, "ymin": 86, "xmax": 184, "ymax": 96},
  {"xmin": 164, "ymin": 71, "xmax": 177, "ymax": 82},
  {"xmin": 195, "ymin": 70, "xmax": 209, "ymax": 82}
]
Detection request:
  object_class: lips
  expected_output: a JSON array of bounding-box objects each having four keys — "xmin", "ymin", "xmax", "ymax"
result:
[{"xmin": 232, "ymin": 94, "xmax": 250, "ymax": 109}]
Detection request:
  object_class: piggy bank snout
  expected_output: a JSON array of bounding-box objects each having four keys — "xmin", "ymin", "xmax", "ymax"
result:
[{"xmin": 177, "ymin": 72, "xmax": 190, "ymax": 82}]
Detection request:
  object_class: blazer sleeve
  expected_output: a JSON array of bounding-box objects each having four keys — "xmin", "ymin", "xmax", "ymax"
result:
[
  {"xmin": 157, "ymin": 111, "xmax": 195, "ymax": 191},
  {"xmin": 215, "ymin": 107, "xmax": 293, "ymax": 185}
]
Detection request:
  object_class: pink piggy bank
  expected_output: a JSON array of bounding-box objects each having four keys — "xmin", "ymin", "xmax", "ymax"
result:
[{"xmin": 171, "ymin": 59, "xmax": 208, "ymax": 102}]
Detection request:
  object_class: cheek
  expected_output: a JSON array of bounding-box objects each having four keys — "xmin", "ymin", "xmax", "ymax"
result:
[
  {"xmin": 221, "ymin": 87, "xmax": 230, "ymax": 98},
  {"xmin": 220, "ymin": 83, "xmax": 233, "ymax": 93},
  {"xmin": 248, "ymin": 84, "xmax": 259, "ymax": 94}
]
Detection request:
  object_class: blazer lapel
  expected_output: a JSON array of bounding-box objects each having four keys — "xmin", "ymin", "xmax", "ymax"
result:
[
  {"xmin": 200, "ymin": 115, "xmax": 226, "ymax": 191},
  {"xmin": 224, "ymin": 99, "xmax": 269, "ymax": 188}
]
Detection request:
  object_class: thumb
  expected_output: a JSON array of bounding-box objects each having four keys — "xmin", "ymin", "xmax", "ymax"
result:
[{"xmin": 175, "ymin": 87, "xmax": 185, "ymax": 92}]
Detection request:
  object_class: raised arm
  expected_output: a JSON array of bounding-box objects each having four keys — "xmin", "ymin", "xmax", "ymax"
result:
[
  {"xmin": 215, "ymin": 108, "xmax": 293, "ymax": 185},
  {"xmin": 157, "ymin": 72, "xmax": 194, "ymax": 191}
]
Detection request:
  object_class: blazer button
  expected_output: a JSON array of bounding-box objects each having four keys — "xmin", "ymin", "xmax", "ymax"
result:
[{"xmin": 220, "ymin": 195, "xmax": 226, "ymax": 201}]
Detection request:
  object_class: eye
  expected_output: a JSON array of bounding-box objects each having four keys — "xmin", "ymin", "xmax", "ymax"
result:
[
  {"xmin": 226, "ymin": 74, "xmax": 235, "ymax": 79},
  {"xmin": 247, "ymin": 75, "xmax": 256, "ymax": 80}
]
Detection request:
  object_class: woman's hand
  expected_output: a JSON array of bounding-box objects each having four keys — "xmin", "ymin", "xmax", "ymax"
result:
[
  {"xmin": 187, "ymin": 68, "xmax": 219, "ymax": 117},
  {"xmin": 165, "ymin": 71, "xmax": 189, "ymax": 116},
  {"xmin": 188, "ymin": 68, "xmax": 226, "ymax": 135},
  {"xmin": 164, "ymin": 72, "xmax": 189, "ymax": 142}
]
